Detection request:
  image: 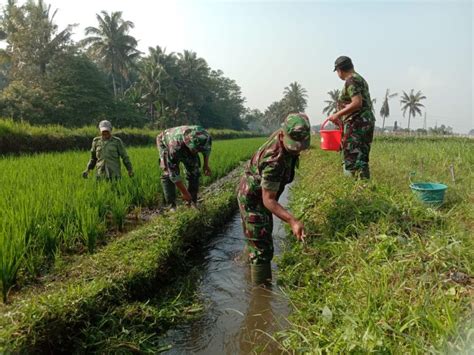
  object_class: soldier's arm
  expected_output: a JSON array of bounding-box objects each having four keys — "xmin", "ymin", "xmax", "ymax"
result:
[
  {"xmin": 86, "ymin": 139, "xmax": 97, "ymax": 171},
  {"xmin": 262, "ymin": 188, "xmax": 305, "ymax": 241},
  {"xmin": 335, "ymin": 95, "xmax": 362, "ymax": 118},
  {"xmin": 118, "ymin": 139, "xmax": 133, "ymax": 173}
]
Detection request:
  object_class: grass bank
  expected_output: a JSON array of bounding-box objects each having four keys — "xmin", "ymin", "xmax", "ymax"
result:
[
  {"xmin": 277, "ymin": 137, "xmax": 473, "ymax": 353},
  {"xmin": 0, "ymin": 118, "xmax": 262, "ymax": 155},
  {"xmin": 0, "ymin": 169, "xmax": 242, "ymax": 353}
]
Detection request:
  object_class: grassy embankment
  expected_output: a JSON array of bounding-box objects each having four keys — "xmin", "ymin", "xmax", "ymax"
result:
[
  {"xmin": 0, "ymin": 118, "xmax": 262, "ymax": 155},
  {"xmin": 277, "ymin": 137, "xmax": 473, "ymax": 353}
]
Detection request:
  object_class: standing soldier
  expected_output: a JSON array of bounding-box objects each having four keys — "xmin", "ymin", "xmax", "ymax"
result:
[
  {"xmin": 238, "ymin": 113, "xmax": 310, "ymax": 284},
  {"xmin": 156, "ymin": 125, "xmax": 212, "ymax": 209},
  {"xmin": 327, "ymin": 56, "xmax": 375, "ymax": 179},
  {"xmin": 82, "ymin": 120, "xmax": 134, "ymax": 179}
]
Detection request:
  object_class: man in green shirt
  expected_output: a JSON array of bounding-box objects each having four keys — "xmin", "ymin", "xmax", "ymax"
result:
[
  {"xmin": 83, "ymin": 120, "xmax": 134, "ymax": 179},
  {"xmin": 327, "ymin": 56, "xmax": 375, "ymax": 179}
]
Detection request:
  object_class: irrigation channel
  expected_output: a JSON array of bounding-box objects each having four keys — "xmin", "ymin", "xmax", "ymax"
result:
[{"xmin": 161, "ymin": 187, "xmax": 292, "ymax": 354}]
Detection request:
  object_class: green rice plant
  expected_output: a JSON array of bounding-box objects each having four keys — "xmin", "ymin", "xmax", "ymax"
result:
[{"xmin": 0, "ymin": 137, "xmax": 266, "ymax": 301}]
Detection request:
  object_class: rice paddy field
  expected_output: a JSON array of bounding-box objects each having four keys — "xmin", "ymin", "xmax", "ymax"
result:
[
  {"xmin": 277, "ymin": 136, "xmax": 473, "ymax": 353},
  {"xmin": 0, "ymin": 137, "xmax": 266, "ymax": 302}
]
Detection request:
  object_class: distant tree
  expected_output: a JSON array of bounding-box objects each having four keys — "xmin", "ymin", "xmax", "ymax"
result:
[
  {"xmin": 283, "ymin": 81, "xmax": 307, "ymax": 113},
  {"xmin": 45, "ymin": 52, "xmax": 113, "ymax": 126},
  {"xmin": 322, "ymin": 89, "xmax": 340, "ymax": 115},
  {"xmin": 243, "ymin": 108, "xmax": 265, "ymax": 132},
  {"xmin": 264, "ymin": 100, "xmax": 286, "ymax": 131},
  {"xmin": 0, "ymin": 0, "xmax": 74, "ymax": 82},
  {"xmin": 400, "ymin": 89, "xmax": 426, "ymax": 130},
  {"xmin": 379, "ymin": 89, "xmax": 398, "ymax": 130},
  {"xmin": 82, "ymin": 11, "xmax": 140, "ymax": 97}
]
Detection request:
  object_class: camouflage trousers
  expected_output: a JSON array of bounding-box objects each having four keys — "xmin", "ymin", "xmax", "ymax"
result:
[
  {"xmin": 237, "ymin": 177, "xmax": 274, "ymax": 265},
  {"xmin": 342, "ymin": 118, "xmax": 375, "ymax": 179},
  {"xmin": 158, "ymin": 150, "xmax": 201, "ymax": 207}
]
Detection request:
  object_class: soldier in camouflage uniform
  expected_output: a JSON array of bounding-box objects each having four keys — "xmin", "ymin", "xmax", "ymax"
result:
[
  {"xmin": 83, "ymin": 120, "xmax": 134, "ymax": 179},
  {"xmin": 156, "ymin": 125, "xmax": 212, "ymax": 208},
  {"xmin": 328, "ymin": 56, "xmax": 375, "ymax": 179},
  {"xmin": 237, "ymin": 113, "xmax": 310, "ymax": 284}
]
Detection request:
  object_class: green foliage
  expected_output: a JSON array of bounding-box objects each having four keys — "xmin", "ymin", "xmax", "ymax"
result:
[
  {"xmin": 322, "ymin": 89, "xmax": 340, "ymax": 116},
  {"xmin": 0, "ymin": 3, "xmax": 253, "ymax": 129},
  {"xmin": 276, "ymin": 137, "xmax": 473, "ymax": 353},
  {"xmin": 379, "ymin": 89, "xmax": 398, "ymax": 129},
  {"xmin": 263, "ymin": 81, "xmax": 308, "ymax": 131},
  {"xmin": 82, "ymin": 10, "xmax": 140, "ymax": 97},
  {"xmin": 400, "ymin": 89, "xmax": 427, "ymax": 130},
  {"xmin": 44, "ymin": 53, "xmax": 114, "ymax": 126}
]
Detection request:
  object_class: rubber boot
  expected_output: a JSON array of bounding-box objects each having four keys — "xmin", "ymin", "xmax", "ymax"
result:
[
  {"xmin": 161, "ymin": 175, "xmax": 176, "ymax": 207},
  {"xmin": 250, "ymin": 263, "xmax": 272, "ymax": 285}
]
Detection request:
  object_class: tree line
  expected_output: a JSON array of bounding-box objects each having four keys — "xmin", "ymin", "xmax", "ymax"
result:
[{"xmin": 0, "ymin": 1, "xmax": 309, "ymax": 131}]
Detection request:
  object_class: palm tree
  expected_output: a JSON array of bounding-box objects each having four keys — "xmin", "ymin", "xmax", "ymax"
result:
[
  {"xmin": 283, "ymin": 81, "xmax": 308, "ymax": 113},
  {"xmin": 175, "ymin": 50, "xmax": 210, "ymax": 121},
  {"xmin": 82, "ymin": 11, "xmax": 140, "ymax": 97},
  {"xmin": 322, "ymin": 89, "xmax": 340, "ymax": 115},
  {"xmin": 400, "ymin": 89, "xmax": 426, "ymax": 130},
  {"xmin": 379, "ymin": 89, "xmax": 398, "ymax": 130}
]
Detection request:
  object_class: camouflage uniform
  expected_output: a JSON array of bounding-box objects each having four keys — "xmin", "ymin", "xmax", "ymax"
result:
[
  {"xmin": 86, "ymin": 136, "xmax": 133, "ymax": 179},
  {"xmin": 237, "ymin": 114, "xmax": 310, "ymax": 265},
  {"xmin": 157, "ymin": 125, "xmax": 212, "ymax": 206},
  {"xmin": 338, "ymin": 72, "xmax": 375, "ymax": 179}
]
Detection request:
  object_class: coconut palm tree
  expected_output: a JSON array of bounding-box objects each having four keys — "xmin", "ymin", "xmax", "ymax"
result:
[
  {"xmin": 82, "ymin": 11, "xmax": 140, "ymax": 97},
  {"xmin": 380, "ymin": 89, "xmax": 398, "ymax": 129},
  {"xmin": 322, "ymin": 89, "xmax": 340, "ymax": 115},
  {"xmin": 283, "ymin": 81, "xmax": 308, "ymax": 113},
  {"xmin": 400, "ymin": 89, "xmax": 426, "ymax": 130}
]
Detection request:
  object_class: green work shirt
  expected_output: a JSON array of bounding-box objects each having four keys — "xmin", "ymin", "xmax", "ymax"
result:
[
  {"xmin": 339, "ymin": 72, "xmax": 375, "ymax": 122},
  {"xmin": 86, "ymin": 136, "xmax": 133, "ymax": 178},
  {"xmin": 240, "ymin": 130, "xmax": 298, "ymax": 199}
]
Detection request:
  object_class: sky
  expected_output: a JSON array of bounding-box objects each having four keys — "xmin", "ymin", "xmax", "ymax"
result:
[{"xmin": 12, "ymin": 0, "xmax": 474, "ymax": 133}]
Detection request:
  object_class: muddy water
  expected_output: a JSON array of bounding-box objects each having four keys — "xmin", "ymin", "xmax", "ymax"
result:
[{"xmin": 162, "ymin": 187, "xmax": 292, "ymax": 354}]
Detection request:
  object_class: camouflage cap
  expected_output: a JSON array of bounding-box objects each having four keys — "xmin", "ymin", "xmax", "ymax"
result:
[
  {"xmin": 282, "ymin": 113, "xmax": 311, "ymax": 152},
  {"xmin": 98, "ymin": 120, "xmax": 112, "ymax": 132},
  {"xmin": 333, "ymin": 56, "xmax": 353, "ymax": 71},
  {"xmin": 185, "ymin": 126, "xmax": 212, "ymax": 155}
]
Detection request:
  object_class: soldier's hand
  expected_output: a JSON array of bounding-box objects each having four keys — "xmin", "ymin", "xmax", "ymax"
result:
[
  {"xmin": 204, "ymin": 166, "xmax": 212, "ymax": 176},
  {"xmin": 128, "ymin": 170, "xmax": 134, "ymax": 177},
  {"xmin": 328, "ymin": 114, "xmax": 341, "ymax": 125},
  {"xmin": 82, "ymin": 170, "xmax": 89, "ymax": 179},
  {"xmin": 290, "ymin": 219, "xmax": 305, "ymax": 242}
]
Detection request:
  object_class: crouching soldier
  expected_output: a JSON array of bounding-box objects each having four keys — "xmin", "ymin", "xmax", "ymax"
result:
[
  {"xmin": 83, "ymin": 120, "xmax": 134, "ymax": 180},
  {"xmin": 238, "ymin": 113, "xmax": 311, "ymax": 284},
  {"xmin": 156, "ymin": 125, "xmax": 212, "ymax": 209}
]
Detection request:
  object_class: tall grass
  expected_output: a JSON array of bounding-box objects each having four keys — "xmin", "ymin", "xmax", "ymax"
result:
[
  {"xmin": 277, "ymin": 137, "xmax": 473, "ymax": 353},
  {"xmin": 0, "ymin": 137, "xmax": 266, "ymax": 302}
]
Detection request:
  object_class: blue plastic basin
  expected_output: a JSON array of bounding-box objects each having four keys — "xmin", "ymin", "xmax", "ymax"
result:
[{"xmin": 410, "ymin": 182, "xmax": 448, "ymax": 205}]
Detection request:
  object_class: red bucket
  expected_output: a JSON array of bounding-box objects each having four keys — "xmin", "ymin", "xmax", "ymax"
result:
[{"xmin": 320, "ymin": 118, "xmax": 343, "ymax": 151}]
